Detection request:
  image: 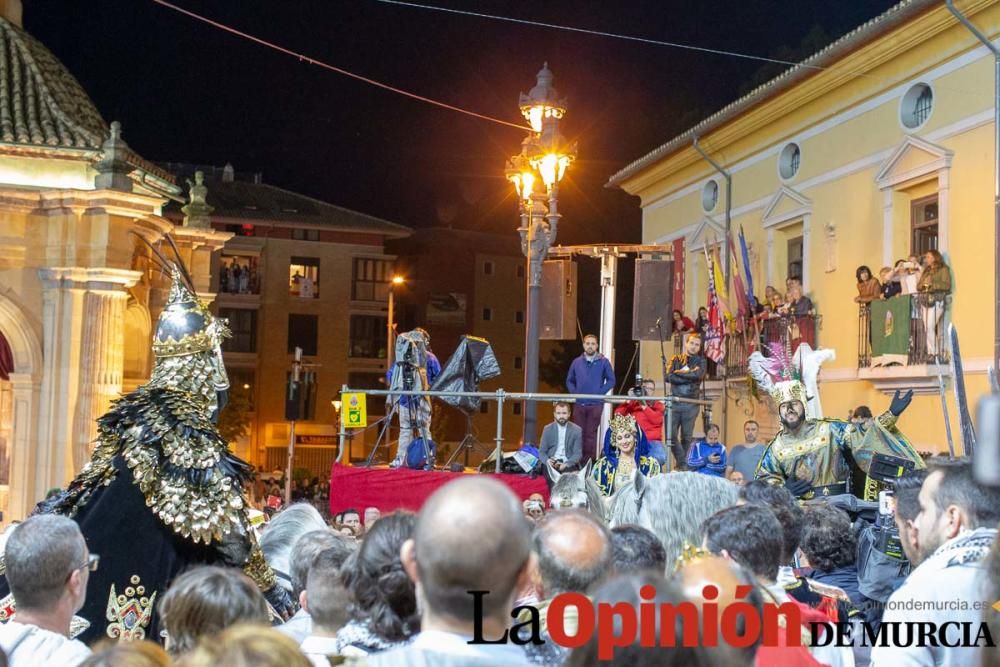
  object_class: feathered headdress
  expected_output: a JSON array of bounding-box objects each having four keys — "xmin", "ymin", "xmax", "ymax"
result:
[{"xmin": 748, "ymin": 342, "xmax": 807, "ymax": 406}]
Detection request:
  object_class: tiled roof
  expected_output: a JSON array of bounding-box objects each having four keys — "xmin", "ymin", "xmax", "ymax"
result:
[
  {"xmin": 0, "ymin": 16, "xmax": 107, "ymax": 149},
  {"xmin": 170, "ymin": 177, "xmax": 411, "ymax": 237},
  {"xmin": 607, "ymin": 0, "xmax": 937, "ymax": 187}
]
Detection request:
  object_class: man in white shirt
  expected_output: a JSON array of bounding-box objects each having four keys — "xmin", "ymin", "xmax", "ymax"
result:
[
  {"xmin": 871, "ymin": 458, "xmax": 999, "ymax": 667},
  {"xmin": 538, "ymin": 402, "xmax": 582, "ymax": 473},
  {"xmin": 0, "ymin": 514, "xmax": 93, "ymax": 666},
  {"xmin": 365, "ymin": 477, "xmax": 534, "ymax": 666}
]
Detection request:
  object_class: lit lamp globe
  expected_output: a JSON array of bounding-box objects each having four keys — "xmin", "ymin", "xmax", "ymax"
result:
[{"xmin": 519, "ymin": 62, "xmax": 567, "ymax": 134}]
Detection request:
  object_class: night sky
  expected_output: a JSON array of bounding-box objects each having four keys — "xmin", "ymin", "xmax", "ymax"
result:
[{"xmin": 27, "ymin": 0, "xmax": 898, "ymax": 372}]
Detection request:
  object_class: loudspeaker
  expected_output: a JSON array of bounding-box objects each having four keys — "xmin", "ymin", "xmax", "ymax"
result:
[
  {"xmin": 540, "ymin": 259, "xmax": 577, "ymax": 340},
  {"xmin": 632, "ymin": 259, "xmax": 674, "ymax": 341}
]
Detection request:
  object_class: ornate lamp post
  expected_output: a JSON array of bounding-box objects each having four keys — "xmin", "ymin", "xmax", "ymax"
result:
[{"xmin": 506, "ymin": 63, "xmax": 576, "ymax": 444}]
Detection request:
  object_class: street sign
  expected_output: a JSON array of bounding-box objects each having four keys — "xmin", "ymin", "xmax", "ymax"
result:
[{"xmin": 342, "ymin": 392, "xmax": 367, "ymax": 427}]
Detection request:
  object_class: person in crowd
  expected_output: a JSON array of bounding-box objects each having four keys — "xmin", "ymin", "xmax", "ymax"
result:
[
  {"xmin": 299, "ymin": 548, "xmax": 352, "ymax": 667},
  {"xmin": 182, "ymin": 624, "xmax": 312, "ymax": 667},
  {"xmin": 871, "ymin": 458, "xmax": 1000, "ymax": 667},
  {"xmin": 614, "ymin": 378, "xmax": 667, "ymax": 466},
  {"xmin": 610, "ymin": 524, "xmax": 667, "ymax": 574},
  {"xmin": 522, "ymin": 494, "xmax": 546, "ymax": 524},
  {"xmin": 367, "ymin": 477, "xmax": 534, "ymax": 666},
  {"xmin": 726, "ymin": 420, "xmax": 763, "ymax": 482},
  {"xmin": 565, "ymin": 334, "xmax": 615, "ymax": 463},
  {"xmin": 363, "ymin": 507, "xmax": 381, "ymax": 529},
  {"xmin": 387, "ymin": 328, "xmax": 441, "ymax": 469},
  {"xmin": 878, "ymin": 266, "xmax": 901, "ymax": 299},
  {"xmin": 538, "ymin": 401, "xmax": 583, "ymax": 473},
  {"xmin": 335, "ymin": 512, "xmax": 419, "ymax": 656},
  {"xmin": 260, "ymin": 502, "xmax": 328, "ymax": 593},
  {"xmin": 702, "ymin": 504, "xmax": 852, "ymax": 667},
  {"xmin": 737, "ymin": 481, "xmax": 804, "ymax": 585},
  {"xmin": 593, "ymin": 414, "xmax": 661, "ymax": 496},
  {"xmin": 671, "ymin": 309, "xmax": 695, "ymax": 334},
  {"xmin": 278, "ymin": 529, "xmax": 355, "ymax": 643},
  {"xmin": 341, "ymin": 508, "xmax": 362, "ymax": 536},
  {"xmin": 520, "ymin": 509, "xmax": 613, "ymax": 666},
  {"xmin": 892, "ymin": 469, "xmax": 929, "ymax": 566},
  {"xmin": 158, "ymin": 565, "xmax": 270, "ymax": 657},
  {"xmin": 0, "ymin": 515, "xmax": 92, "ymax": 666},
  {"xmin": 854, "ymin": 265, "xmax": 882, "ymax": 304},
  {"xmin": 676, "ymin": 552, "xmax": 798, "ymax": 666},
  {"xmin": 79, "ymin": 640, "xmax": 170, "ymax": 667},
  {"xmin": 564, "ymin": 572, "xmax": 716, "ymax": 667},
  {"xmin": 798, "ymin": 503, "xmax": 870, "ymax": 615},
  {"xmin": 687, "ymin": 423, "xmax": 726, "ymax": 476},
  {"xmin": 916, "ymin": 249, "xmax": 952, "ymax": 358},
  {"xmin": 665, "ymin": 333, "xmax": 705, "ymax": 470}
]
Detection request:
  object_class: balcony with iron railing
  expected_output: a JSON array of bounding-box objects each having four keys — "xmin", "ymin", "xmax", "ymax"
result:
[
  {"xmin": 668, "ymin": 313, "xmax": 821, "ymax": 384},
  {"xmin": 857, "ymin": 293, "xmax": 950, "ymax": 368}
]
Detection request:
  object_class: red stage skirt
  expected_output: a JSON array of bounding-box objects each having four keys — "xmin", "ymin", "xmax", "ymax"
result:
[{"xmin": 328, "ymin": 464, "xmax": 548, "ymax": 514}]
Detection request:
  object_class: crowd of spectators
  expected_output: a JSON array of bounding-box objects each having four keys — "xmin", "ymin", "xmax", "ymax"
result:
[{"xmin": 0, "ymin": 455, "xmax": 996, "ymax": 666}]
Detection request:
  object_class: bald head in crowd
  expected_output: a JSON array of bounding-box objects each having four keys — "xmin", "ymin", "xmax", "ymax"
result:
[
  {"xmin": 535, "ymin": 509, "xmax": 612, "ymax": 598},
  {"xmin": 401, "ymin": 477, "xmax": 533, "ymax": 626}
]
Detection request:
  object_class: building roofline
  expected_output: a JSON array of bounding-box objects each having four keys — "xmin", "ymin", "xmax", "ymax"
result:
[{"xmin": 606, "ymin": 0, "xmax": 938, "ymax": 188}]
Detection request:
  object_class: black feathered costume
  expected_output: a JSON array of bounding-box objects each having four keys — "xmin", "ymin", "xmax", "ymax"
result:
[{"xmin": 0, "ymin": 269, "xmax": 289, "ymax": 643}]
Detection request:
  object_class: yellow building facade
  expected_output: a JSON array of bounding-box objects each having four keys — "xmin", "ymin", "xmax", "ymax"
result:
[{"xmin": 611, "ymin": 0, "xmax": 998, "ymax": 453}]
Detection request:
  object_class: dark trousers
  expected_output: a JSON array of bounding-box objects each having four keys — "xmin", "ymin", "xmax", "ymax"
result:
[
  {"xmin": 573, "ymin": 404, "xmax": 604, "ymax": 463},
  {"xmin": 668, "ymin": 401, "xmax": 700, "ymax": 471}
]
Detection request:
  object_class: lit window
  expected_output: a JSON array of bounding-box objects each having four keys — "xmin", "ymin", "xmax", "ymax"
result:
[
  {"xmin": 289, "ymin": 257, "xmax": 319, "ymax": 298},
  {"xmin": 219, "ymin": 255, "xmax": 260, "ymax": 295}
]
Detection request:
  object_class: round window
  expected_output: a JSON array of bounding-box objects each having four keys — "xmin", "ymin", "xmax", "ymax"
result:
[
  {"xmin": 778, "ymin": 143, "xmax": 801, "ymax": 180},
  {"xmin": 900, "ymin": 83, "xmax": 933, "ymax": 130},
  {"xmin": 701, "ymin": 179, "xmax": 719, "ymax": 212}
]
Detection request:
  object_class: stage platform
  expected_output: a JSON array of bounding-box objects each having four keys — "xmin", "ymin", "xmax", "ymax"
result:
[{"xmin": 328, "ymin": 463, "xmax": 548, "ymax": 514}]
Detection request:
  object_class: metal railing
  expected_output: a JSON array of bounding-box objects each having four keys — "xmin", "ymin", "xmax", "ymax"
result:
[
  {"xmin": 334, "ymin": 386, "xmax": 712, "ymax": 473},
  {"xmin": 857, "ymin": 293, "xmax": 951, "ymax": 368}
]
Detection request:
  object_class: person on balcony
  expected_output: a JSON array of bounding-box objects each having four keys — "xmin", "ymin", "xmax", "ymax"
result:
[
  {"xmin": 878, "ymin": 267, "xmax": 900, "ymax": 300},
  {"xmin": 916, "ymin": 250, "xmax": 951, "ymax": 359},
  {"xmin": 672, "ymin": 309, "xmax": 695, "ymax": 334},
  {"xmin": 893, "ymin": 256, "xmax": 922, "ymax": 295},
  {"xmin": 750, "ymin": 345, "xmax": 924, "ymax": 501},
  {"xmin": 853, "ymin": 266, "xmax": 881, "ymax": 304},
  {"xmin": 780, "ymin": 279, "xmax": 813, "ymax": 316},
  {"xmin": 694, "ymin": 306, "xmax": 710, "ymax": 337}
]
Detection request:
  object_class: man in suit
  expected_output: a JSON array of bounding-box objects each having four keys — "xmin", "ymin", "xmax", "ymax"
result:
[{"xmin": 538, "ymin": 402, "xmax": 583, "ymax": 473}]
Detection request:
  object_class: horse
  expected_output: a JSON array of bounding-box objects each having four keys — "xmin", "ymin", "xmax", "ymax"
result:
[
  {"xmin": 547, "ymin": 460, "xmax": 607, "ymax": 523},
  {"xmin": 607, "ymin": 472, "xmax": 738, "ymax": 567}
]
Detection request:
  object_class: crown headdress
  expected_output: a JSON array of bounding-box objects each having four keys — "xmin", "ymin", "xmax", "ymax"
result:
[
  {"xmin": 748, "ymin": 342, "xmax": 807, "ymax": 406},
  {"xmin": 609, "ymin": 413, "xmax": 637, "ymax": 443}
]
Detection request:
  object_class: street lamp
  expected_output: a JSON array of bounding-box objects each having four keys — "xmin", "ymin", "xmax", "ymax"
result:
[
  {"xmin": 508, "ymin": 63, "xmax": 576, "ymax": 444},
  {"xmin": 387, "ymin": 275, "xmax": 405, "ymax": 367}
]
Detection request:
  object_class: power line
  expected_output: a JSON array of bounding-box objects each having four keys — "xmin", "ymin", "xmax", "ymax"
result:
[
  {"xmin": 370, "ymin": 0, "xmax": 827, "ymax": 70},
  {"xmin": 149, "ymin": 0, "xmax": 531, "ymax": 131},
  {"xmin": 368, "ymin": 0, "xmax": 987, "ymax": 98}
]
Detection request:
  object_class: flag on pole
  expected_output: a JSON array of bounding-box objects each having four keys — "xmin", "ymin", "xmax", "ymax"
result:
[
  {"xmin": 738, "ymin": 226, "xmax": 757, "ymax": 310},
  {"xmin": 703, "ymin": 246, "xmax": 726, "ymax": 363},
  {"xmin": 727, "ymin": 235, "xmax": 748, "ymax": 332}
]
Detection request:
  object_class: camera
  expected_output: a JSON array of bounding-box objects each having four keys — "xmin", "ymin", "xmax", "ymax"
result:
[
  {"xmin": 866, "ymin": 453, "xmax": 917, "ymax": 560},
  {"xmin": 632, "ymin": 373, "xmax": 644, "ymax": 396}
]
